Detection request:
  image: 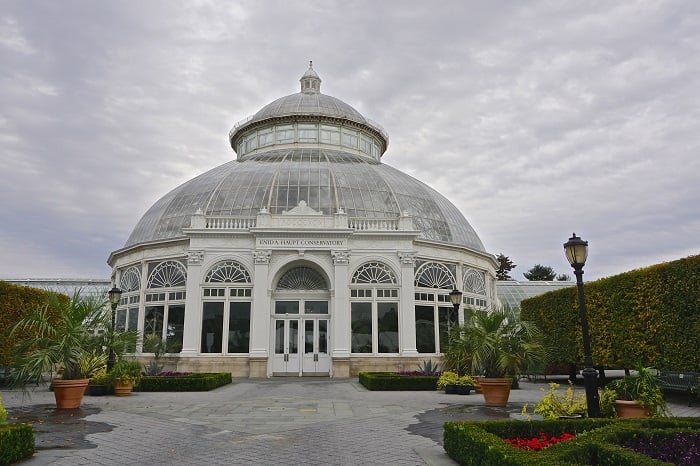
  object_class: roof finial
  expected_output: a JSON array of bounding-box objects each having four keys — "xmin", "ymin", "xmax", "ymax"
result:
[{"xmin": 300, "ymin": 61, "xmax": 321, "ymax": 94}]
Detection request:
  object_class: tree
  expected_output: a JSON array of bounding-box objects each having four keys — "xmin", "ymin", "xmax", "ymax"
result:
[
  {"xmin": 524, "ymin": 264, "xmax": 556, "ymax": 281},
  {"xmin": 556, "ymin": 273, "xmax": 572, "ymax": 281},
  {"xmin": 496, "ymin": 254, "xmax": 516, "ymax": 280}
]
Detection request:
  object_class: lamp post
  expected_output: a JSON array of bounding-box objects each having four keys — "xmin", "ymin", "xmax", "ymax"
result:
[
  {"xmin": 449, "ymin": 288, "xmax": 463, "ymax": 325},
  {"xmin": 563, "ymin": 233, "xmax": 600, "ymax": 418},
  {"xmin": 107, "ymin": 286, "xmax": 122, "ymax": 372}
]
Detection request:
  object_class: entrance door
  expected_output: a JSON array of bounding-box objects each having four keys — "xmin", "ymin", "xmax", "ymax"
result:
[
  {"xmin": 272, "ymin": 319, "xmax": 300, "ymax": 375},
  {"xmin": 302, "ymin": 319, "xmax": 330, "ymax": 375}
]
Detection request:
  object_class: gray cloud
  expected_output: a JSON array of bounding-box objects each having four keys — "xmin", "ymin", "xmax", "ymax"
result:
[{"xmin": 1, "ymin": 0, "xmax": 698, "ymax": 281}]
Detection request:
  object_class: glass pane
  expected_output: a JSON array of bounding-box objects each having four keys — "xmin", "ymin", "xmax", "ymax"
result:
[
  {"xmin": 305, "ymin": 320, "xmax": 314, "ymax": 353},
  {"xmin": 275, "ymin": 320, "xmax": 285, "ymax": 354},
  {"xmin": 166, "ymin": 304, "xmax": 185, "ymax": 353},
  {"xmin": 127, "ymin": 307, "xmax": 138, "ymax": 332},
  {"xmin": 351, "ymin": 302, "xmax": 372, "ymax": 353},
  {"xmin": 228, "ymin": 302, "xmax": 251, "ymax": 353},
  {"xmin": 438, "ymin": 306, "xmax": 456, "ymax": 353},
  {"xmin": 289, "ymin": 320, "xmax": 299, "ymax": 354},
  {"xmin": 201, "ymin": 302, "xmax": 224, "ymax": 353},
  {"xmin": 144, "ymin": 306, "xmax": 164, "ymax": 338},
  {"xmin": 415, "ymin": 305, "xmax": 436, "ymax": 353},
  {"xmin": 377, "ymin": 303, "xmax": 399, "ymax": 353},
  {"xmin": 275, "ymin": 301, "xmax": 299, "ymax": 314},
  {"xmin": 318, "ymin": 320, "xmax": 327, "ymax": 354},
  {"xmin": 305, "ymin": 301, "xmax": 328, "ymax": 314},
  {"xmin": 116, "ymin": 309, "xmax": 126, "ymax": 332}
]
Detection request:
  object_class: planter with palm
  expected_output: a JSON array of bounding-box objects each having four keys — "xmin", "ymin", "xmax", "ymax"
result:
[
  {"xmin": 11, "ymin": 292, "xmax": 111, "ymax": 408},
  {"xmin": 444, "ymin": 306, "xmax": 549, "ymax": 406}
]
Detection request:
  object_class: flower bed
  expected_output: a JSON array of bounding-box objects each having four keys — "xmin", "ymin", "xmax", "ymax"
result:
[
  {"xmin": 504, "ymin": 432, "xmax": 576, "ymax": 451},
  {"xmin": 358, "ymin": 372, "xmax": 438, "ymax": 391},
  {"xmin": 444, "ymin": 417, "xmax": 700, "ymax": 465},
  {"xmin": 618, "ymin": 431, "xmax": 700, "ymax": 465},
  {"xmin": 137, "ymin": 372, "xmax": 232, "ymax": 392}
]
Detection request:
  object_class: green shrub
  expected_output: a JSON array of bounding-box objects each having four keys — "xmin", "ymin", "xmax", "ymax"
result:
[
  {"xmin": 358, "ymin": 372, "xmax": 438, "ymax": 390},
  {"xmin": 443, "ymin": 417, "xmax": 700, "ymax": 465},
  {"xmin": 0, "ymin": 281, "xmax": 67, "ymax": 368},
  {"xmin": 138, "ymin": 372, "xmax": 232, "ymax": 392},
  {"xmin": 0, "ymin": 424, "xmax": 34, "ymax": 466}
]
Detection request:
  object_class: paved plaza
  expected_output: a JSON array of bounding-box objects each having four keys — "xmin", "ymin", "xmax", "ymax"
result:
[{"xmin": 3, "ymin": 377, "xmax": 699, "ymax": 465}]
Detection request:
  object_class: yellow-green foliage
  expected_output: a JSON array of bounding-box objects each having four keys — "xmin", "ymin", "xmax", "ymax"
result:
[
  {"xmin": 533, "ymin": 382, "xmax": 587, "ymax": 420},
  {"xmin": 520, "ymin": 255, "xmax": 700, "ymax": 370},
  {"xmin": 0, "ymin": 281, "xmax": 67, "ymax": 367},
  {"xmin": 0, "ymin": 393, "xmax": 6, "ymax": 425}
]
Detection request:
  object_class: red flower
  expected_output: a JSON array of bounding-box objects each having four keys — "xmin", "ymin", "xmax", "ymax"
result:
[{"xmin": 504, "ymin": 432, "xmax": 576, "ymax": 451}]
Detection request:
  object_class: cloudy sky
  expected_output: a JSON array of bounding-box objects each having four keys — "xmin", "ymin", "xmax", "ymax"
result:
[{"xmin": 1, "ymin": 1, "xmax": 698, "ymax": 282}]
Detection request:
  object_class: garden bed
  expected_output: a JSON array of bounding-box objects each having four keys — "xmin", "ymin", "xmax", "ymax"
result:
[
  {"xmin": 137, "ymin": 372, "xmax": 232, "ymax": 392},
  {"xmin": 444, "ymin": 417, "xmax": 700, "ymax": 465},
  {"xmin": 358, "ymin": 372, "xmax": 438, "ymax": 391}
]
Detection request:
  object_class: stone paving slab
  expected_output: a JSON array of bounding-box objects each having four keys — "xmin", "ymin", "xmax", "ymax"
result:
[{"xmin": 3, "ymin": 377, "xmax": 699, "ymax": 465}]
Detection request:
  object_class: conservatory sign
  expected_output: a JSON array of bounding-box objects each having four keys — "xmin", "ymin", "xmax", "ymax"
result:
[{"xmin": 256, "ymin": 237, "xmax": 348, "ymax": 249}]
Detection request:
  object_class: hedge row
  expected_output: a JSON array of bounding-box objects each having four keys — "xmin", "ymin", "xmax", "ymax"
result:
[
  {"xmin": 0, "ymin": 424, "xmax": 34, "ymax": 466},
  {"xmin": 138, "ymin": 372, "xmax": 232, "ymax": 391},
  {"xmin": 0, "ymin": 281, "xmax": 67, "ymax": 368},
  {"xmin": 444, "ymin": 417, "xmax": 700, "ymax": 465},
  {"xmin": 358, "ymin": 372, "xmax": 438, "ymax": 390},
  {"xmin": 520, "ymin": 254, "xmax": 700, "ymax": 371}
]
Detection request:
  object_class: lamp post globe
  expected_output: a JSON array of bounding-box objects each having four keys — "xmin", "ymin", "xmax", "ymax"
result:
[
  {"xmin": 563, "ymin": 233, "xmax": 600, "ymax": 418},
  {"xmin": 107, "ymin": 286, "xmax": 122, "ymax": 372}
]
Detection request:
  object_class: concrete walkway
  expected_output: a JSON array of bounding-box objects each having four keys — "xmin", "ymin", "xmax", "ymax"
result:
[{"xmin": 3, "ymin": 377, "xmax": 699, "ymax": 466}]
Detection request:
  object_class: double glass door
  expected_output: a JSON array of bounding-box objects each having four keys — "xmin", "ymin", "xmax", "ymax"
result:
[{"xmin": 272, "ymin": 300, "xmax": 330, "ymax": 376}]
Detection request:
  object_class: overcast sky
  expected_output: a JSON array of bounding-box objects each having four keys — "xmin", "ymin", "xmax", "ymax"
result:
[{"xmin": 1, "ymin": 1, "xmax": 698, "ymax": 282}]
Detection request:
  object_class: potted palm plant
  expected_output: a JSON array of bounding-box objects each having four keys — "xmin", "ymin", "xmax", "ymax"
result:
[
  {"xmin": 11, "ymin": 292, "xmax": 111, "ymax": 408},
  {"xmin": 600, "ymin": 367, "xmax": 669, "ymax": 418},
  {"xmin": 445, "ymin": 306, "xmax": 549, "ymax": 406}
]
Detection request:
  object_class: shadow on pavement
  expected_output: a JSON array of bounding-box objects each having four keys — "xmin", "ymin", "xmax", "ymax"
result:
[
  {"xmin": 7, "ymin": 404, "xmax": 114, "ymax": 450},
  {"xmin": 407, "ymin": 402, "xmax": 528, "ymax": 445}
]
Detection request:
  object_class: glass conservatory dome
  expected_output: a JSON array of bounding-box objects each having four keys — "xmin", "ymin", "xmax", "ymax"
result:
[{"xmin": 125, "ymin": 64, "xmax": 485, "ymax": 252}]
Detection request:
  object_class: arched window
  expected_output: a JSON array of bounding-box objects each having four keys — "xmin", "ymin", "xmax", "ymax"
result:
[
  {"xmin": 414, "ymin": 261, "xmax": 457, "ymax": 355},
  {"xmin": 147, "ymin": 261, "xmax": 187, "ymax": 288},
  {"xmin": 205, "ymin": 261, "xmax": 251, "ymax": 284},
  {"xmin": 116, "ymin": 266, "xmax": 141, "ymax": 338},
  {"xmin": 414, "ymin": 262, "xmax": 456, "ymax": 289},
  {"xmin": 143, "ymin": 260, "xmax": 187, "ymax": 353},
  {"xmin": 276, "ymin": 267, "xmax": 328, "ymax": 290},
  {"xmin": 119, "ymin": 266, "xmax": 141, "ymax": 292},
  {"xmin": 463, "ymin": 267, "xmax": 486, "ymax": 295},
  {"xmin": 352, "ymin": 262, "xmax": 398, "ymax": 284},
  {"xmin": 350, "ymin": 261, "xmax": 399, "ymax": 355}
]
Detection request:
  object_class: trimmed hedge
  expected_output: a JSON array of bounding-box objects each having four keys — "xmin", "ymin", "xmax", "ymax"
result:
[
  {"xmin": 138, "ymin": 372, "xmax": 232, "ymax": 392},
  {"xmin": 443, "ymin": 417, "xmax": 700, "ymax": 465},
  {"xmin": 359, "ymin": 372, "xmax": 439, "ymax": 390},
  {"xmin": 0, "ymin": 424, "xmax": 34, "ymax": 466},
  {"xmin": 521, "ymin": 254, "xmax": 700, "ymax": 371},
  {"xmin": 0, "ymin": 281, "xmax": 67, "ymax": 368}
]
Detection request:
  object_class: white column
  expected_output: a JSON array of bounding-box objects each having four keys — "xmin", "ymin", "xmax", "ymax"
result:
[
  {"xmin": 331, "ymin": 251, "xmax": 351, "ymax": 358},
  {"xmin": 399, "ymin": 252, "xmax": 418, "ymax": 355},
  {"xmin": 180, "ymin": 251, "xmax": 204, "ymax": 355},
  {"xmin": 249, "ymin": 250, "xmax": 271, "ymax": 358}
]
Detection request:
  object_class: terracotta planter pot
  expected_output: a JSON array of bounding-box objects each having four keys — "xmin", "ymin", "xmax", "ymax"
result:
[
  {"xmin": 615, "ymin": 400, "xmax": 652, "ymax": 418},
  {"xmin": 113, "ymin": 380, "xmax": 134, "ymax": 396},
  {"xmin": 480, "ymin": 377, "xmax": 512, "ymax": 407},
  {"xmin": 472, "ymin": 376, "xmax": 483, "ymax": 393},
  {"xmin": 52, "ymin": 378, "xmax": 89, "ymax": 409}
]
